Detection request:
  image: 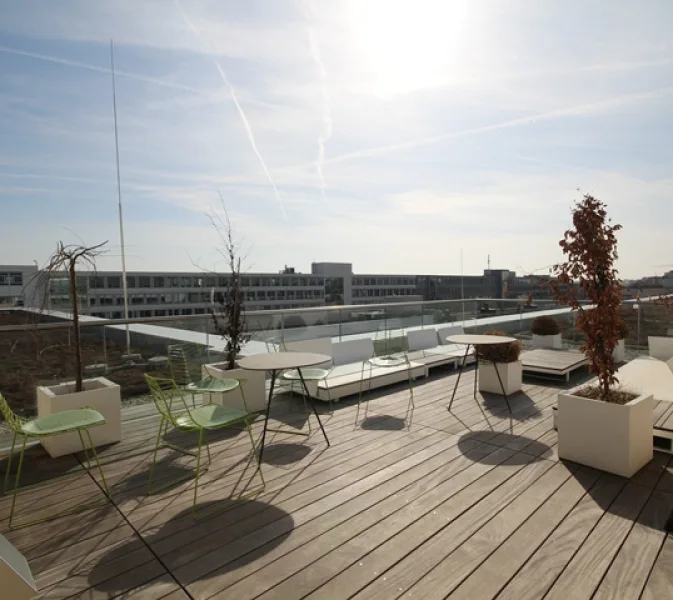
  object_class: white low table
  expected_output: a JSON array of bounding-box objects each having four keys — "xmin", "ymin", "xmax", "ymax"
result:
[
  {"xmin": 446, "ymin": 334, "xmax": 518, "ymax": 415},
  {"xmin": 238, "ymin": 352, "xmax": 331, "ymax": 463}
]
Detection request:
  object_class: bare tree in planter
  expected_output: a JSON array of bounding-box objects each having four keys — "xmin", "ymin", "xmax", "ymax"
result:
[
  {"xmin": 208, "ymin": 201, "xmax": 250, "ymax": 370},
  {"xmin": 36, "ymin": 241, "xmax": 108, "ymax": 393}
]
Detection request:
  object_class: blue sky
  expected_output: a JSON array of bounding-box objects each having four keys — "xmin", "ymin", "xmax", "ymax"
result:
[{"xmin": 1, "ymin": 0, "xmax": 672, "ymax": 278}]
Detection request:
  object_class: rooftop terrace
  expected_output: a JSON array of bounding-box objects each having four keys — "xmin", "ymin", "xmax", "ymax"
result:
[{"xmin": 2, "ymin": 365, "xmax": 673, "ymax": 599}]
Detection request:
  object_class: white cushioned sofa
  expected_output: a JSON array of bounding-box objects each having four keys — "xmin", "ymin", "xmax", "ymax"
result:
[
  {"xmin": 405, "ymin": 325, "xmax": 475, "ymax": 375},
  {"xmin": 281, "ymin": 337, "xmax": 425, "ymax": 403}
]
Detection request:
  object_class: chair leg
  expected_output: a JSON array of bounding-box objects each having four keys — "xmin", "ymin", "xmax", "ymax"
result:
[
  {"xmin": 8, "ymin": 435, "xmax": 27, "ymax": 529},
  {"xmin": 77, "ymin": 430, "xmax": 92, "ymax": 470},
  {"xmin": 204, "ymin": 430, "xmax": 212, "ymax": 464},
  {"xmin": 356, "ymin": 361, "xmax": 366, "ymax": 425},
  {"xmin": 3, "ymin": 430, "xmax": 17, "ymax": 495},
  {"xmin": 406, "ymin": 362, "xmax": 415, "ymax": 429},
  {"xmin": 192, "ymin": 429, "xmax": 204, "ymax": 516},
  {"xmin": 148, "ymin": 417, "xmax": 166, "ymax": 495},
  {"xmin": 83, "ymin": 429, "xmax": 111, "ymax": 498}
]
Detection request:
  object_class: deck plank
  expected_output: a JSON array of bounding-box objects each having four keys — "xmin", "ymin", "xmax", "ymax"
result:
[
  {"xmin": 642, "ymin": 535, "xmax": 673, "ymax": 600},
  {"xmin": 496, "ymin": 474, "xmax": 627, "ymax": 600},
  {"xmin": 594, "ymin": 489, "xmax": 673, "ymax": 600}
]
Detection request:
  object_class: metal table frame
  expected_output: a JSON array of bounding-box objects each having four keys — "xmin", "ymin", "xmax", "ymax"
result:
[
  {"xmin": 446, "ymin": 338, "xmax": 515, "ymax": 416},
  {"xmin": 258, "ymin": 367, "xmax": 330, "ymax": 463}
]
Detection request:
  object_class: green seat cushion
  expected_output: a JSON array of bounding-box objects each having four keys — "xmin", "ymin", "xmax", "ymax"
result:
[
  {"xmin": 176, "ymin": 404, "xmax": 249, "ymax": 430},
  {"xmin": 282, "ymin": 368, "xmax": 330, "ymax": 381},
  {"xmin": 185, "ymin": 378, "xmax": 240, "ymax": 393},
  {"xmin": 21, "ymin": 408, "xmax": 106, "ymax": 437}
]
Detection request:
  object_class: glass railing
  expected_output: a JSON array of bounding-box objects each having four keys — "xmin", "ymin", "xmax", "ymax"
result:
[{"xmin": 1, "ymin": 296, "xmax": 670, "ymax": 416}]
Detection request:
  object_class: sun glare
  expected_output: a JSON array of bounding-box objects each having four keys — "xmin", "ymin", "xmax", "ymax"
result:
[{"xmin": 351, "ymin": 0, "xmax": 470, "ymax": 97}]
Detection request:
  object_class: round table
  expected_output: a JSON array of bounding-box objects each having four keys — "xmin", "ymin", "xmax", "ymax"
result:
[
  {"xmin": 238, "ymin": 352, "xmax": 332, "ymax": 462},
  {"xmin": 446, "ymin": 334, "xmax": 518, "ymax": 414}
]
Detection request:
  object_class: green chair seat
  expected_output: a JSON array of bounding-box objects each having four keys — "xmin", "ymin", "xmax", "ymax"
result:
[
  {"xmin": 282, "ymin": 368, "xmax": 330, "ymax": 381},
  {"xmin": 175, "ymin": 404, "xmax": 249, "ymax": 430},
  {"xmin": 21, "ymin": 408, "xmax": 106, "ymax": 437},
  {"xmin": 185, "ymin": 378, "xmax": 240, "ymax": 393},
  {"xmin": 1, "ymin": 394, "xmax": 111, "ymax": 529}
]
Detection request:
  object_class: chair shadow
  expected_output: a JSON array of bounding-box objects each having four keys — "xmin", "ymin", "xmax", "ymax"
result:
[
  {"xmin": 458, "ymin": 431, "xmax": 551, "ymax": 465},
  {"xmin": 86, "ymin": 499, "xmax": 294, "ymax": 594}
]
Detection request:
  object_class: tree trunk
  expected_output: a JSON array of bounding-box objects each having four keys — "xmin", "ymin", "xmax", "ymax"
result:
[{"xmin": 69, "ymin": 264, "xmax": 83, "ymax": 392}]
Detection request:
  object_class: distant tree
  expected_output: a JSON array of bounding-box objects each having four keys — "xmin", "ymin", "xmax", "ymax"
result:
[{"xmin": 549, "ymin": 194, "xmax": 622, "ymax": 401}]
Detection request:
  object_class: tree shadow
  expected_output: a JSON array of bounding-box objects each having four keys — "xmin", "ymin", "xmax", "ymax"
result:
[
  {"xmin": 86, "ymin": 499, "xmax": 294, "ymax": 594},
  {"xmin": 458, "ymin": 431, "xmax": 551, "ymax": 465}
]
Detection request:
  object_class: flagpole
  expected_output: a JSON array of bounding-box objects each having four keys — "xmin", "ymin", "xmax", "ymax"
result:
[
  {"xmin": 110, "ymin": 39, "xmax": 131, "ymax": 355},
  {"xmin": 460, "ymin": 248, "xmax": 465, "ymax": 325}
]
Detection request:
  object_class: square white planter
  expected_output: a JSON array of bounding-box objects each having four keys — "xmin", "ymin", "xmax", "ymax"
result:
[
  {"xmin": 532, "ymin": 333, "xmax": 562, "ymax": 349},
  {"xmin": 648, "ymin": 336, "xmax": 673, "ymax": 361},
  {"xmin": 557, "ymin": 389, "xmax": 653, "ymax": 478},
  {"xmin": 478, "ymin": 360, "xmax": 523, "ymax": 396},
  {"xmin": 613, "ymin": 339, "xmax": 625, "ymax": 363},
  {"xmin": 203, "ymin": 363, "xmax": 267, "ymax": 413},
  {"xmin": 36, "ymin": 377, "xmax": 122, "ymax": 458}
]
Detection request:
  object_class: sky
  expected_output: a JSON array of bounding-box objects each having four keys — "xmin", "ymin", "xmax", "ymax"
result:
[{"xmin": 1, "ymin": 0, "xmax": 672, "ymax": 279}]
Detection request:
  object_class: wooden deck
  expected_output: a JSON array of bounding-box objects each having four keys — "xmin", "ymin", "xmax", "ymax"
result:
[{"xmin": 2, "ymin": 366, "xmax": 673, "ymax": 599}]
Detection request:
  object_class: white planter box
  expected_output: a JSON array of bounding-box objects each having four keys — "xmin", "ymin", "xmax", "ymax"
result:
[
  {"xmin": 532, "ymin": 333, "xmax": 562, "ymax": 349},
  {"xmin": 648, "ymin": 336, "xmax": 673, "ymax": 361},
  {"xmin": 203, "ymin": 363, "xmax": 267, "ymax": 413},
  {"xmin": 478, "ymin": 360, "xmax": 523, "ymax": 396},
  {"xmin": 36, "ymin": 377, "xmax": 121, "ymax": 458},
  {"xmin": 613, "ymin": 339, "xmax": 625, "ymax": 363},
  {"xmin": 557, "ymin": 389, "xmax": 653, "ymax": 478}
]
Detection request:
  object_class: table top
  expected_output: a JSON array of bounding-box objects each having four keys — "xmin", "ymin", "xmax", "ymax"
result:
[
  {"xmin": 446, "ymin": 334, "xmax": 518, "ymax": 346},
  {"xmin": 238, "ymin": 351, "xmax": 332, "ymax": 371}
]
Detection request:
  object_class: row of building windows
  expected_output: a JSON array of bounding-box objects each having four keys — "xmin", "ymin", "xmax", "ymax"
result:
[
  {"xmin": 89, "ymin": 289, "xmax": 325, "ymax": 306},
  {"xmin": 352, "ymin": 288, "xmax": 418, "ymax": 298},
  {"xmin": 0, "ymin": 272, "xmax": 24, "ymax": 286},
  {"xmin": 85, "ymin": 274, "xmax": 325, "ymax": 290},
  {"xmin": 352, "ymin": 276, "xmax": 416, "ymax": 286}
]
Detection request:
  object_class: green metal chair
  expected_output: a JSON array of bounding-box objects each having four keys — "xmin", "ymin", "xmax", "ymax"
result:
[
  {"xmin": 144, "ymin": 375, "xmax": 264, "ymax": 517},
  {"xmin": 357, "ymin": 331, "xmax": 415, "ymax": 428},
  {"xmin": 0, "ymin": 394, "xmax": 111, "ymax": 530},
  {"xmin": 168, "ymin": 343, "xmax": 210, "ymax": 407}
]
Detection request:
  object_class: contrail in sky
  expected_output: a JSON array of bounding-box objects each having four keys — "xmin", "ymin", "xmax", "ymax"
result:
[
  {"xmin": 304, "ymin": 1, "xmax": 332, "ymax": 201},
  {"xmin": 174, "ymin": 0, "xmax": 288, "ymax": 223},
  {"xmin": 0, "ymin": 45, "xmax": 205, "ymax": 95}
]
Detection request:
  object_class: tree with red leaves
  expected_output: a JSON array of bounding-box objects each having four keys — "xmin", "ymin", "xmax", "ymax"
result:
[{"xmin": 549, "ymin": 194, "xmax": 623, "ymax": 401}]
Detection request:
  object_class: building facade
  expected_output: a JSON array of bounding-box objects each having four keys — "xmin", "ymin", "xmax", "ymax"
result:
[
  {"xmin": 3, "ymin": 262, "xmax": 546, "ymax": 320},
  {"xmin": 0, "ymin": 265, "xmax": 41, "ymax": 308}
]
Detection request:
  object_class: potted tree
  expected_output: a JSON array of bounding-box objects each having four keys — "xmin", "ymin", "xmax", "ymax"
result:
[
  {"xmin": 35, "ymin": 242, "xmax": 122, "ymax": 458},
  {"xmin": 476, "ymin": 331, "xmax": 523, "ymax": 396},
  {"xmin": 206, "ymin": 203, "xmax": 266, "ymax": 412},
  {"xmin": 531, "ymin": 315, "xmax": 562, "ymax": 349},
  {"xmin": 551, "ymin": 194, "xmax": 652, "ymax": 478}
]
